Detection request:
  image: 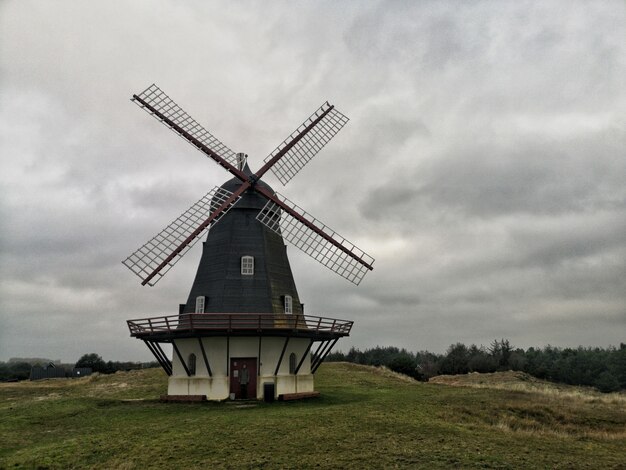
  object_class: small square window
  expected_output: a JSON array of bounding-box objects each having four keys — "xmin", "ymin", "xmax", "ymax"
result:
[
  {"xmin": 284, "ymin": 295, "xmax": 293, "ymax": 314},
  {"xmin": 241, "ymin": 256, "xmax": 254, "ymax": 275}
]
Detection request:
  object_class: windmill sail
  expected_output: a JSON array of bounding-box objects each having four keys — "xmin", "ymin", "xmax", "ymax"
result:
[
  {"xmin": 126, "ymin": 85, "xmax": 374, "ymax": 287},
  {"xmin": 123, "ymin": 186, "xmax": 240, "ymax": 286},
  {"xmin": 256, "ymin": 193, "xmax": 374, "ymax": 285},
  {"xmin": 263, "ymin": 102, "xmax": 349, "ymax": 186},
  {"xmin": 132, "ymin": 84, "xmax": 239, "ymax": 168}
]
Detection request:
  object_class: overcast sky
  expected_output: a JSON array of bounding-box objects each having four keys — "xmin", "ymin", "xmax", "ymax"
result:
[{"xmin": 1, "ymin": 1, "xmax": 624, "ymax": 363}]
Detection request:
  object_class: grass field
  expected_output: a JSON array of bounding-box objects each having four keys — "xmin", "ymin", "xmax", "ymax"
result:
[{"xmin": 1, "ymin": 363, "xmax": 625, "ymax": 469}]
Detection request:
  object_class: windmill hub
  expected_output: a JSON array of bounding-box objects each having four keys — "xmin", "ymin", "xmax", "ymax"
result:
[
  {"xmin": 123, "ymin": 84, "xmax": 374, "ymax": 401},
  {"xmin": 247, "ymin": 173, "xmax": 260, "ymax": 186}
]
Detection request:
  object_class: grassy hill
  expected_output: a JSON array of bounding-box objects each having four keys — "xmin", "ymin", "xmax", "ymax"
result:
[{"xmin": 1, "ymin": 363, "xmax": 624, "ymax": 469}]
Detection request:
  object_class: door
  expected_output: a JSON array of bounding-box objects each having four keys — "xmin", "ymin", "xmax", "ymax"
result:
[{"xmin": 229, "ymin": 357, "xmax": 257, "ymax": 399}]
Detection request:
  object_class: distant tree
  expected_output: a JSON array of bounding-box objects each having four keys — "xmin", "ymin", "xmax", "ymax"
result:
[
  {"xmin": 102, "ymin": 360, "xmax": 145, "ymax": 373},
  {"xmin": 75, "ymin": 353, "xmax": 106, "ymax": 373},
  {"xmin": 345, "ymin": 347, "xmax": 362, "ymax": 364},
  {"xmin": 467, "ymin": 345, "xmax": 497, "ymax": 373},
  {"xmin": 415, "ymin": 351, "xmax": 442, "ymax": 380},
  {"xmin": 595, "ymin": 371, "xmax": 620, "ymax": 393},
  {"xmin": 609, "ymin": 344, "xmax": 626, "ymax": 389},
  {"xmin": 388, "ymin": 354, "xmax": 424, "ymax": 380},
  {"xmin": 326, "ymin": 351, "xmax": 346, "ymax": 362},
  {"xmin": 365, "ymin": 346, "xmax": 401, "ymax": 367},
  {"xmin": 489, "ymin": 339, "xmax": 513, "ymax": 370},
  {"xmin": 0, "ymin": 361, "xmax": 31, "ymax": 381},
  {"xmin": 524, "ymin": 347, "xmax": 549, "ymax": 379},
  {"xmin": 307, "ymin": 342, "xmax": 624, "ymax": 392},
  {"xmin": 508, "ymin": 350, "xmax": 527, "ymax": 371},
  {"xmin": 439, "ymin": 343, "xmax": 470, "ymax": 375}
]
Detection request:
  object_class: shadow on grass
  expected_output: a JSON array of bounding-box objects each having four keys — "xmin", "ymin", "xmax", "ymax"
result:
[{"xmin": 88, "ymin": 388, "xmax": 369, "ymax": 412}]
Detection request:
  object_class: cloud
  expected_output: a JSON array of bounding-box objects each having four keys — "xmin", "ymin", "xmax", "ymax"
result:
[
  {"xmin": 362, "ymin": 129, "xmax": 625, "ymax": 221},
  {"xmin": 1, "ymin": 0, "xmax": 625, "ymax": 361}
]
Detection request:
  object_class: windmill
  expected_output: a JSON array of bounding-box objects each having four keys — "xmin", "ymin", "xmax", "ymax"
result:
[{"xmin": 124, "ymin": 84, "xmax": 374, "ymax": 401}]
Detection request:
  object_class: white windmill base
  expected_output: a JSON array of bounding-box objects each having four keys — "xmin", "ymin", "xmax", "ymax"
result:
[
  {"xmin": 167, "ymin": 337, "xmax": 315, "ymax": 400},
  {"xmin": 127, "ymin": 313, "xmax": 352, "ymax": 401}
]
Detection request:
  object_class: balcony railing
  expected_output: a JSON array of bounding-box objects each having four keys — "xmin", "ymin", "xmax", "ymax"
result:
[{"xmin": 127, "ymin": 313, "xmax": 353, "ymax": 337}]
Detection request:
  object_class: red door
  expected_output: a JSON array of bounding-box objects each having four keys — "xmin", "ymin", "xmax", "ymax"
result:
[{"xmin": 230, "ymin": 358, "xmax": 257, "ymax": 399}]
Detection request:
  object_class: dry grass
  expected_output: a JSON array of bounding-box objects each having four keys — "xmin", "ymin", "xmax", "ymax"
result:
[
  {"xmin": 1, "ymin": 364, "xmax": 624, "ymax": 469},
  {"xmin": 429, "ymin": 370, "xmax": 626, "ymax": 406},
  {"xmin": 350, "ymin": 363, "xmax": 419, "ymax": 384},
  {"xmin": 493, "ymin": 416, "xmax": 626, "ymax": 441},
  {"xmin": 429, "ymin": 370, "xmax": 626, "ymax": 443}
]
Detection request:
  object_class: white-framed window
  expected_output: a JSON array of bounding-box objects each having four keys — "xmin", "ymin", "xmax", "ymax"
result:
[
  {"xmin": 195, "ymin": 296, "xmax": 205, "ymax": 314},
  {"xmin": 284, "ymin": 295, "xmax": 293, "ymax": 314},
  {"xmin": 241, "ymin": 256, "xmax": 254, "ymax": 275}
]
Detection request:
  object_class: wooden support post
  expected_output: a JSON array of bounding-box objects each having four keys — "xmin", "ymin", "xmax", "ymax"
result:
[
  {"xmin": 312, "ymin": 338, "xmax": 339, "ymax": 374},
  {"xmin": 310, "ymin": 341, "xmax": 327, "ymax": 372},
  {"xmin": 274, "ymin": 336, "xmax": 291, "ymax": 376},
  {"xmin": 197, "ymin": 337, "xmax": 212, "ymax": 377},
  {"xmin": 144, "ymin": 340, "xmax": 172, "ymax": 376},
  {"xmin": 311, "ymin": 340, "xmax": 328, "ymax": 366},
  {"xmin": 172, "ymin": 340, "xmax": 191, "ymax": 377},
  {"xmin": 294, "ymin": 339, "xmax": 314, "ymax": 375},
  {"xmin": 153, "ymin": 342, "xmax": 173, "ymax": 375},
  {"xmin": 155, "ymin": 343, "xmax": 171, "ymax": 374}
]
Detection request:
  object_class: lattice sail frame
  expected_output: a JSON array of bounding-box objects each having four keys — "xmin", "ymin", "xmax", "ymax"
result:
[
  {"xmin": 132, "ymin": 84, "xmax": 238, "ymax": 167},
  {"xmin": 264, "ymin": 102, "xmax": 349, "ymax": 186},
  {"xmin": 123, "ymin": 187, "xmax": 240, "ymax": 286},
  {"xmin": 256, "ymin": 193, "xmax": 374, "ymax": 285}
]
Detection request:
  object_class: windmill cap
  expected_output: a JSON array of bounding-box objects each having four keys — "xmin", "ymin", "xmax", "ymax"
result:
[{"xmin": 219, "ymin": 161, "xmax": 275, "ymax": 210}]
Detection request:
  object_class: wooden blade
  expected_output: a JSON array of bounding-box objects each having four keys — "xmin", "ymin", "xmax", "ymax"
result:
[
  {"xmin": 132, "ymin": 84, "xmax": 247, "ymax": 180},
  {"xmin": 254, "ymin": 189, "xmax": 374, "ymax": 285},
  {"xmin": 260, "ymin": 102, "xmax": 349, "ymax": 186},
  {"xmin": 122, "ymin": 185, "xmax": 246, "ymax": 286}
]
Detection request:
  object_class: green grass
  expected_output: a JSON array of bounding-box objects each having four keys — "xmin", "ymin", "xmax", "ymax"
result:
[{"xmin": 1, "ymin": 363, "xmax": 625, "ymax": 469}]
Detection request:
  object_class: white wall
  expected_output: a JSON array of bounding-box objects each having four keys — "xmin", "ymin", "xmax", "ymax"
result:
[{"xmin": 167, "ymin": 336, "xmax": 315, "ymax": 399}]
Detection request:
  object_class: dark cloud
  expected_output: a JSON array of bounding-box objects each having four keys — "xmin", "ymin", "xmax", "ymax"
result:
[{"xmin": 362, "ymin": 128, "xmax": 625, "ymax": 221}]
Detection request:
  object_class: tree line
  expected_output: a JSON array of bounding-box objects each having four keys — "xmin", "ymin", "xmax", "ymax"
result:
[
  {"xmin": 3, "ymin": 344, "xmax": 624, "ymax": 392},
  {"xmin": 326, "ymin": 340, "xmax": 626, "ymax": 393},
  {"xmin": 73, "ymin": 353, "xmax": 158, "ymax": 374},
  {"xmin": 0, "ymin": 354, "xmax": 158, "ymax": 381}
]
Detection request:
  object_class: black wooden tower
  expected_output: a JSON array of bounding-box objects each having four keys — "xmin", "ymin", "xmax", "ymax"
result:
[{"xmin": 181, "ymin": 162, "xmax": 302, "ymax": 316}]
